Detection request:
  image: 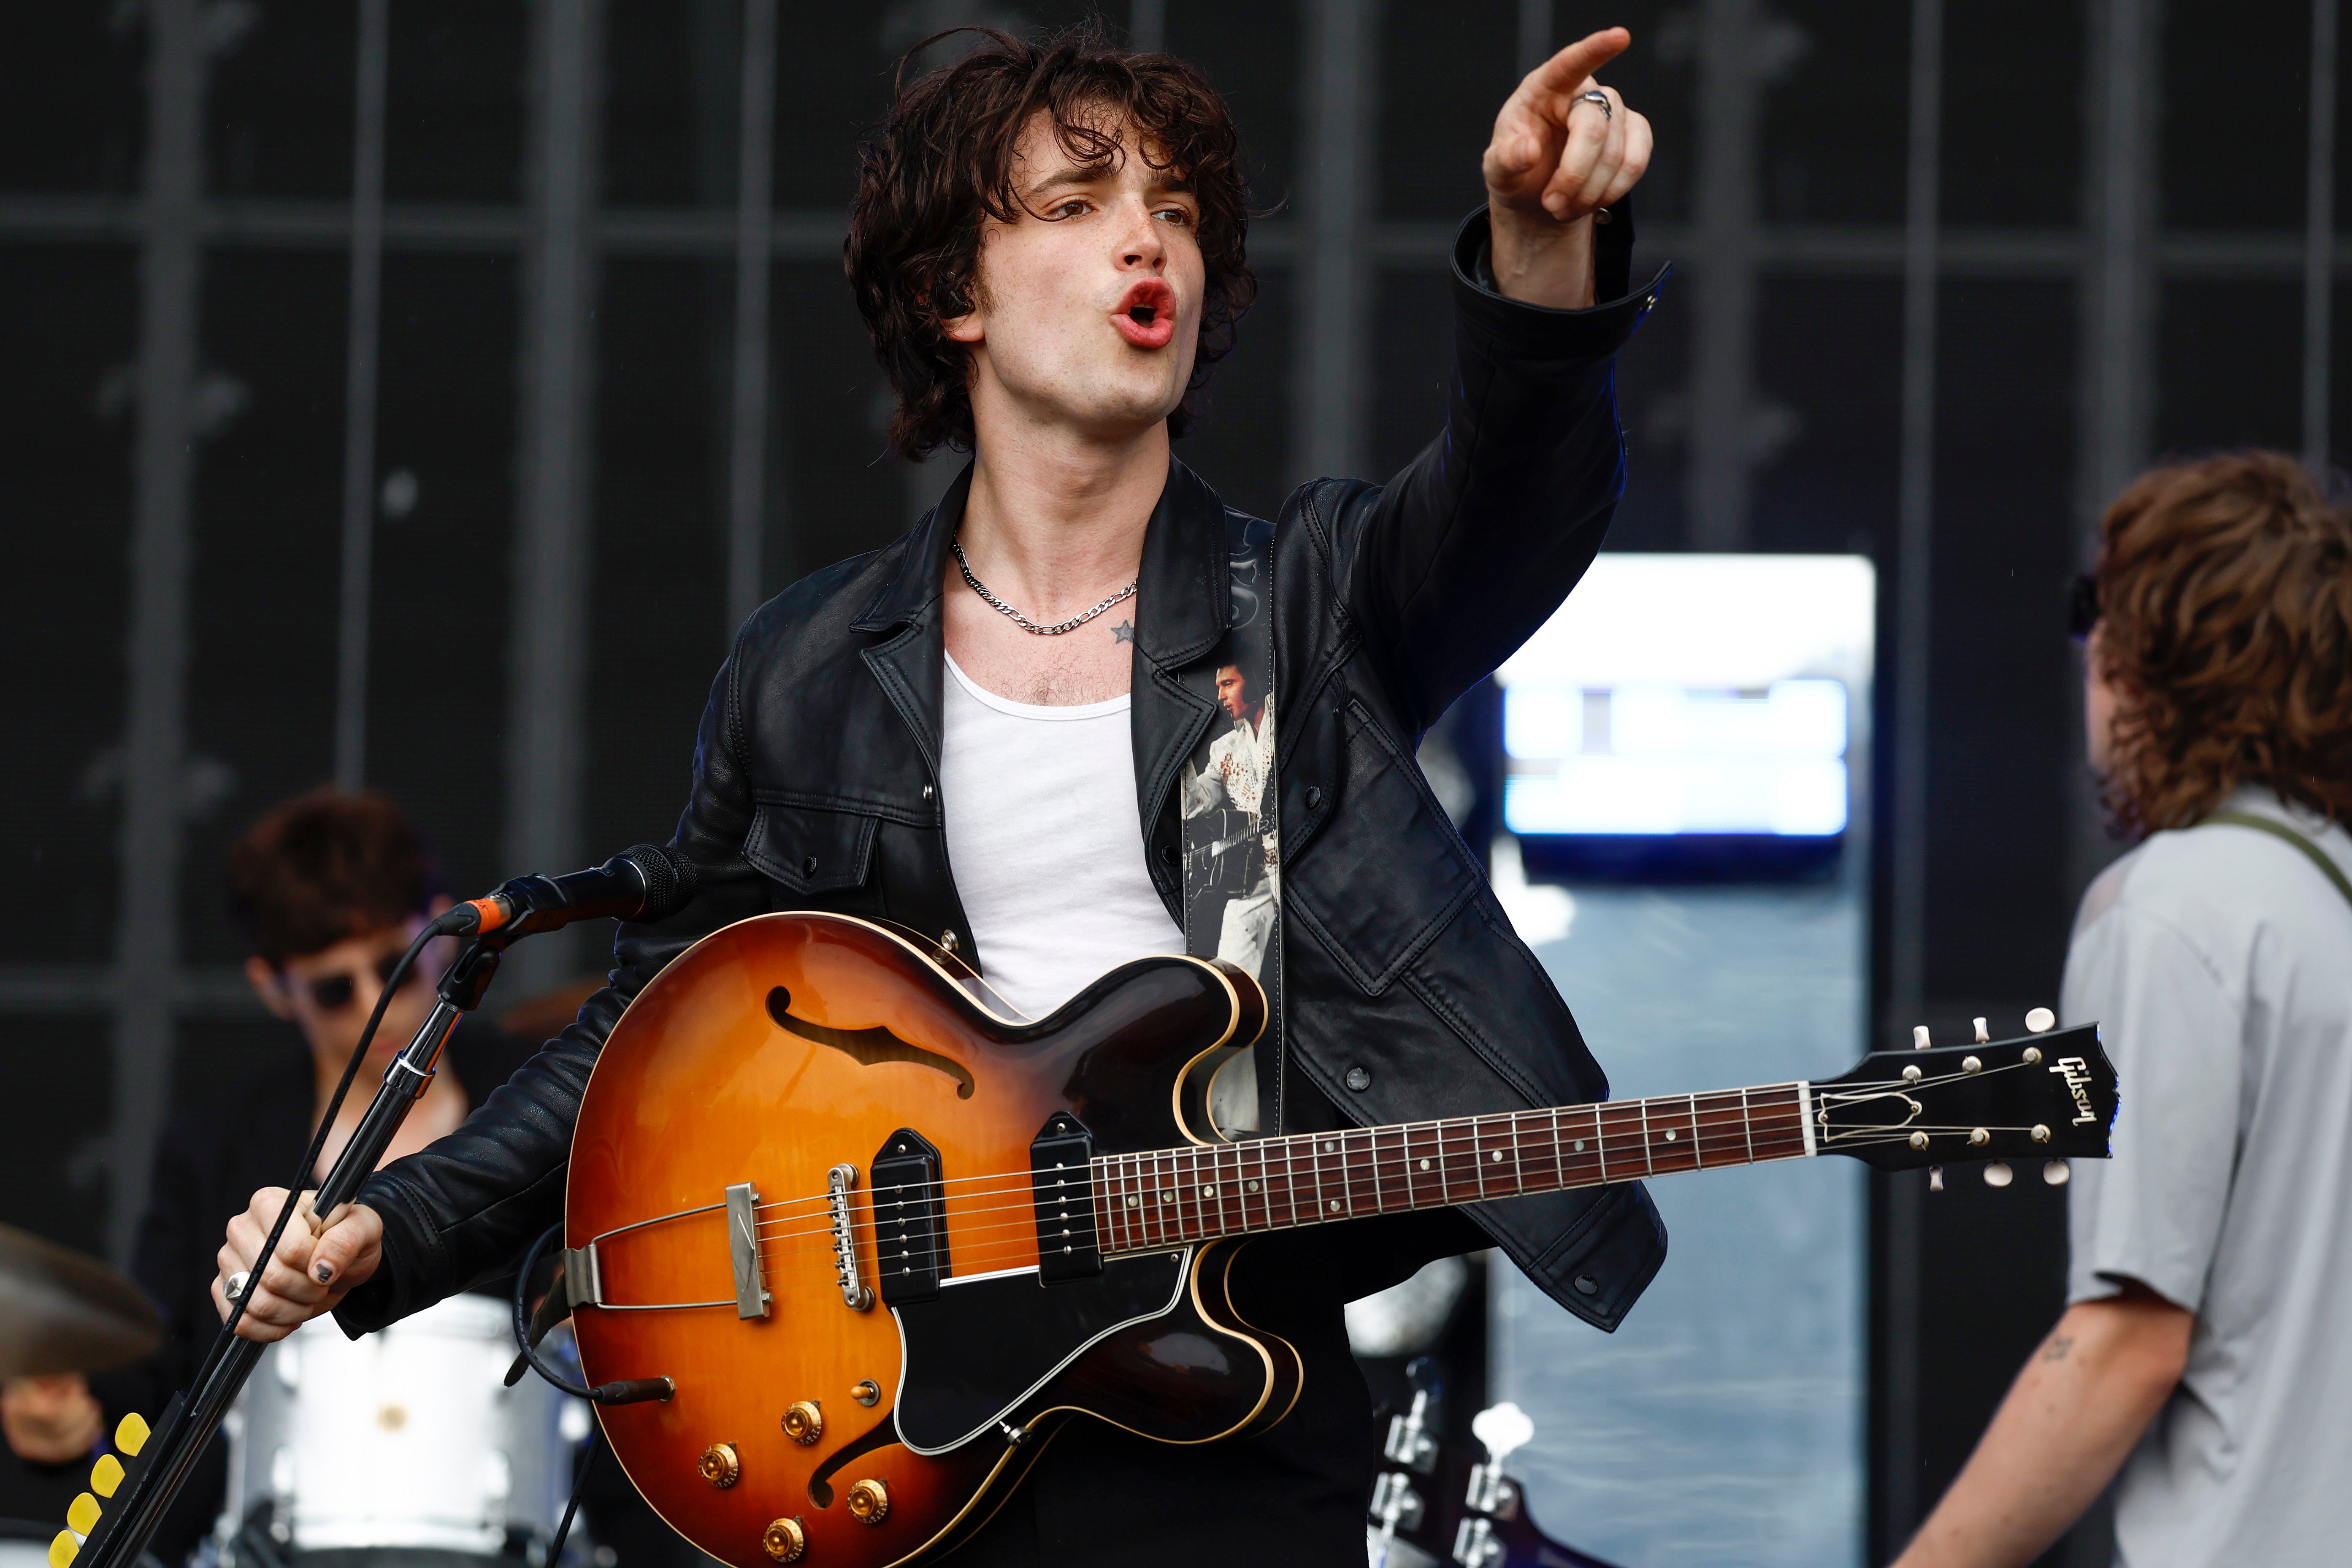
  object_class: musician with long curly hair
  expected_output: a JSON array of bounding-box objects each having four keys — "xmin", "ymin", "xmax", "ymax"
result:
[{"xmin": 1898, "ymin": 451, "xmax": 2352, "ymax": 1568}]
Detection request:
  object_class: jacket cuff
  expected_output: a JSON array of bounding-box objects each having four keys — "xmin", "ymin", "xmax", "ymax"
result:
[
  {"xmin": 1451, "ymin": 203, "xmax": 1669, "ymax": 361},
  {"xmin": 329, "ymin": 1173, "xmax": 441, "ymax": 1338}
]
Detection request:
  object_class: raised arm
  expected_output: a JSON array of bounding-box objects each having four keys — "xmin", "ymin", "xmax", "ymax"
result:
[{"xmin": 1333, "ymin": 29, "xmax": 1664, "ymax": 735}]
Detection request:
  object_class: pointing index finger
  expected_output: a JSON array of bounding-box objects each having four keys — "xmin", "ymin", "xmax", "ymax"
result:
[{"xmin": 1528, "ymin": 27, "xmax": 1631, "ymax": 96}]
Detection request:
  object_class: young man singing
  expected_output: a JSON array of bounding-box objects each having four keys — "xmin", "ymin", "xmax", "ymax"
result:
[{"xmin": 217, "ymin": 27, "xmax": 1669, "ymax": 1563}]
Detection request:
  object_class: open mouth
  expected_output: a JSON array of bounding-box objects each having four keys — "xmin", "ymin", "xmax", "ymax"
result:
[{"xmin": 1112, "ymin": 279, "xmax": 1177, "ymax": 349}]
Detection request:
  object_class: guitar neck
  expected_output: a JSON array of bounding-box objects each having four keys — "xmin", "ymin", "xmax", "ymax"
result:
[{"xmin": 1091, "ymin": 1082, "xmax": 1818, "ymax": 1253}]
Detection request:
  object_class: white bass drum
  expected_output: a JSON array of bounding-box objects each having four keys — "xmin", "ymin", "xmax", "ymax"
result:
[{"xmin": 221, "ymin": 1292, "xmax": 581, "ymax": 1560}]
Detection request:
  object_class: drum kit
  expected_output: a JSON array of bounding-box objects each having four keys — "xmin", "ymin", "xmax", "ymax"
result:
[
  {"xmin": 1, "ymin": 1226, "xmax": 585, "ymax": 1568},
  {"xmin": 9, "ymin": 1220, "xmax": 1618, "ymax": 1568}
]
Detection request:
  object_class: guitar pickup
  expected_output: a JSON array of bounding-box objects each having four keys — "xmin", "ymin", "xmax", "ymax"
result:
[
  {"xmin": 1029, "ymin": 1112, "xmax": 1102, "ymax": 1285},
  {"xmin": 871, "ymin": 1128, "xmax": 946, "ymax": 1305}
]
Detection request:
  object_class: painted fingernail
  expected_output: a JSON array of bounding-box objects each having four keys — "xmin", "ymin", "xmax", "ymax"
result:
[{"xmin": 315, "ymin": 1264, "xmax": 334, "ymax": 1283}]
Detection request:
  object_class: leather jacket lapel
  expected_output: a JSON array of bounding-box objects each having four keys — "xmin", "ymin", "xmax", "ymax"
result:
[
  {"xmin": 853, "ymin": 462, "xmax": 967, "ymax": 635},
  {"xmin": 852, "ymin": 463, "xmax": 970, "ymax": 772}
]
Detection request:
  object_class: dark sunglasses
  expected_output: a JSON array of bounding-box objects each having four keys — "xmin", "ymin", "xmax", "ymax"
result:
[
  {"xmin": 2067, "ymin": 572, "xmax": 2100, "ymax": 640},
  {"xmin": 290, "ymin": 948, "xmax": 412, "ymax": 1014}
]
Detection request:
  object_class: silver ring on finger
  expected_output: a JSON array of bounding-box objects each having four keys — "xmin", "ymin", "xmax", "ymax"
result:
[
  {"xmin": 224, "ymin": 1269, "xmax": 251, "ymax": 1302},
  {"xmin": 1575, "ymin": 89, "xmax": 1613, "ymax": 121}
]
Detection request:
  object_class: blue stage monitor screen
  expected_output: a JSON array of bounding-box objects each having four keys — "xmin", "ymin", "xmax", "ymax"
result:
[{"xmin": 1495, "ymin": 555, "xmax": 1875, "ymax": 844}]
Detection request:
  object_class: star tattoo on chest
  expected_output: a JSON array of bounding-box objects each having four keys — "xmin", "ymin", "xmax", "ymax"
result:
[{"xmin": 1111, "ymin": 620, "xmax": 1134, "ymax": 644}]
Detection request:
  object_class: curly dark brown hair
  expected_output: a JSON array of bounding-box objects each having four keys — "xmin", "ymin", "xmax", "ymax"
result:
[
  {"xmin": 2092, "ymin": 451, "xmax": 2352, "ymax": 834},
  {"xmin": 229, "ymin": 788, "xmax": 441, "ymax": 966},
  {"xmin": 844, "ymin": 24, "xmax": 1256, "ymax": 462}
]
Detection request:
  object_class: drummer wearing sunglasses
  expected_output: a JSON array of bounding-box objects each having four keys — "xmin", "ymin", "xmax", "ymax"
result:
[
  {"xmin": 244, "ymin": 901, "xmax": 468, "ymax": 1181},
  {"xmin": 1, "ymin": 789, "xmax": 478, "ymax": 1554}
]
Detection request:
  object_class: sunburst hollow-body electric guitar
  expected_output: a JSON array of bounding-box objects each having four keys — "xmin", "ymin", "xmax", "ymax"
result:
[{"xmin": 549, "ymin": 912, "xmax": 2118, "ymax": 1568}]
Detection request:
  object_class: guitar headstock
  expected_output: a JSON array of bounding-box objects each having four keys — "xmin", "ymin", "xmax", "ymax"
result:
[{"xmin": 1812, "ymin": 1019, "xmax": 2115, "ymax": 1173}]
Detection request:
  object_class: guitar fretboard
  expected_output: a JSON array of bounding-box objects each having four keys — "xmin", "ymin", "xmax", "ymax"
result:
[{"xmin": 1091, "ymin": 1083, "xmax": 1816, "ymax": 1254}]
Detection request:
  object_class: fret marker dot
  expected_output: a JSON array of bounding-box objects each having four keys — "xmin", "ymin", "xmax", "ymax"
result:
[
  {"xmin": 1573, "ymin": 1140, "xmax": 1585, "ymax": 1152},
  {"xmin": 1127, "ymin": 1195, "xmax": 1139, "ymax": 1207},
  {"xmin": 1418, "ymin": 1158, "xmax": 1430, "ymax": 1171},
  {"xmin": 1665, "ymin": 1129, "xmax": 1677, "ymax": 1142},
  {"xmin": 1490, "ymin": 1150, "xmax": 1503, "ymax": 1162},
  {"xmin": 1328, "ymin": 1200, "xmax": 1341, "ymax": 1212},
  {"xmin": 1161, "ymin": 1191, "xmax": 1173, "ymax": 1203},
  {"xmin": 1201, "ymin": 1185, "xmax": 1215, "ymax": 1198},
  {"xmin": 1246, "ymin": 1180, "xmax": 1259, "ymax": 1192}
]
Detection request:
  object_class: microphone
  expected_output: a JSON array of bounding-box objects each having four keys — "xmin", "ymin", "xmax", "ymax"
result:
[{"xmin": 436, "ymin": 844, "xmax": 700, "ymax": 939}]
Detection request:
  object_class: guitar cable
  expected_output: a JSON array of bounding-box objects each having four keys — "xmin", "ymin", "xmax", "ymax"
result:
[
  {"xmin": 510, "ymin": 1222, "xmax": 638, "ymax": 1568},
  {"xmin": 509, "ymin": 1223, "xmax": 595, "ymax": 1400}
]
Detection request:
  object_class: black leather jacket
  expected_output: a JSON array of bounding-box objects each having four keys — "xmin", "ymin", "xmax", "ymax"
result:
[{"xmin": 340, "ymin": 209, "xmax": 1670, "ymax": 1341}]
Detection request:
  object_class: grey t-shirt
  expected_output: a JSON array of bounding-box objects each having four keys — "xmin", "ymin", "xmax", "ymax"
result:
[{"xmin": 2061, "ymin": 787, "xmax": 2352, "ymax": 1567}]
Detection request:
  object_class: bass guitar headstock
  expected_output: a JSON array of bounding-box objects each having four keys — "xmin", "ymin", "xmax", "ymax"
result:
[
  {"xmin": 1369, "ymin": 1362, "xmax": 1624, "ymax": 1568},
  {"xmin": 1811, "ymin": 1015, "xmax": 2115, "ymax": 1180}
]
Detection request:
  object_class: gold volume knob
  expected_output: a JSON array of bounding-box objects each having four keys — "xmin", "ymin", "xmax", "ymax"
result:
[
  {"xmin": 845, "ymin": 1478, "xmax": 891, "ymax": 1525},
  {"xmin": 782, "ymin": 1401, "xmax": 823, "ymax": 1445},
  {"xmin": 762, "ymin": 1518, "xmax": 807, "ymax": 1563},
  {"xmin": 699, "ymin": 1443, "xmax": 741, "ymax": 1489}
]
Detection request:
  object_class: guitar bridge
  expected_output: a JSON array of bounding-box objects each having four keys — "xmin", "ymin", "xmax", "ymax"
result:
[{"xmin": 826, "ymin": 1164, "xmax": 874, "ymax": 1311}]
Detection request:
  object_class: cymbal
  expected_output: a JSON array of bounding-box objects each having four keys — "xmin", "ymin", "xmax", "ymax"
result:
[{"xmin": 0, "ymin": 1224, "xmax": 163, "ymax": 1381}]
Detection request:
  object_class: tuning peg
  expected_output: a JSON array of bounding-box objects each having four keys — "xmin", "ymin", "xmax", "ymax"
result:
[
  {"xmin": 1405, "ymin": 1355, "xmax": 1439, "ymax": 1395},
  {"xmin": 1982, "ymin": 1162, "xmax": 2014, "ymax": 1188},
  {"xmin": 1470, "ymin": 1401, "xmax": 1535, "ymax": 1466},
  {"xmin": 2043, "ymin": 1160, "xmax": 2071, "ymax": 1186},
  {"xmin": 1912, "ymin": 1025, "xmax": 1931, "ymax": 1048},
  {"xmin": 2026, "ymin": 1007, "xmax": 2055, "ymax": 1033},
  {"xmin": 1928, "ymin": 1166, "xmax": 1944, "ymax": 1191},
  {"xmin": 1973, "ymin": 1017, "xmax": 1989, "ymax": 1043}
]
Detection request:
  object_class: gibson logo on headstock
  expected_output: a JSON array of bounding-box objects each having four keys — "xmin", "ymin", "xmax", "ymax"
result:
[{"xmin": 2050, "ymin": 1056, "xmax": 2098, "ymax": 1126}]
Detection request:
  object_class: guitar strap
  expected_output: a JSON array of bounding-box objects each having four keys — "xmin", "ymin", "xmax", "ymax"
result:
[
  {"xmin": 1178, "ymin": 514, "xmax": 1285, "ymax": 1136},
  {"xmin": 2200, "ymin": 808, "xmax": 2352, "ymax": 913}
]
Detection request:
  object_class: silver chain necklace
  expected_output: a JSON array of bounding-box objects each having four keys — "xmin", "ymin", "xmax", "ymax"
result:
[{"xmin": 950, "ymin": 537, "xmax": 1138, "ymax": 636}]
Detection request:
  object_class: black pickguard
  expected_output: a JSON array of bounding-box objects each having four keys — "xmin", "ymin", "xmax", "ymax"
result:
[{"xmin": 892, "ymin": 1252, "xmax": 1188, "ymax": 1454}]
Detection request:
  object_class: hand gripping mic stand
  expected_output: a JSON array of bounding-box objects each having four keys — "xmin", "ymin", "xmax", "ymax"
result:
[
  {"xmin": 68, "ymin": 845, "xmax": 697, "ymax": 1568},
  {"xmin": 69, "ymin": 930, "xmax": 505, "ymax": 1568}
]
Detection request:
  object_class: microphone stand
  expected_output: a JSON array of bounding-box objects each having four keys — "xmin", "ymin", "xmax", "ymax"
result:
[{"xmin": 76, "ymin": 932, "xmax": 511, "ymax": 1568}]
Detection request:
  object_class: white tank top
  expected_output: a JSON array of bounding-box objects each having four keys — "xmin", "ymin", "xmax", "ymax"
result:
[{"xmin": 938, "ymin": 653, "xmax": 1186, "ymax": 1020}]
